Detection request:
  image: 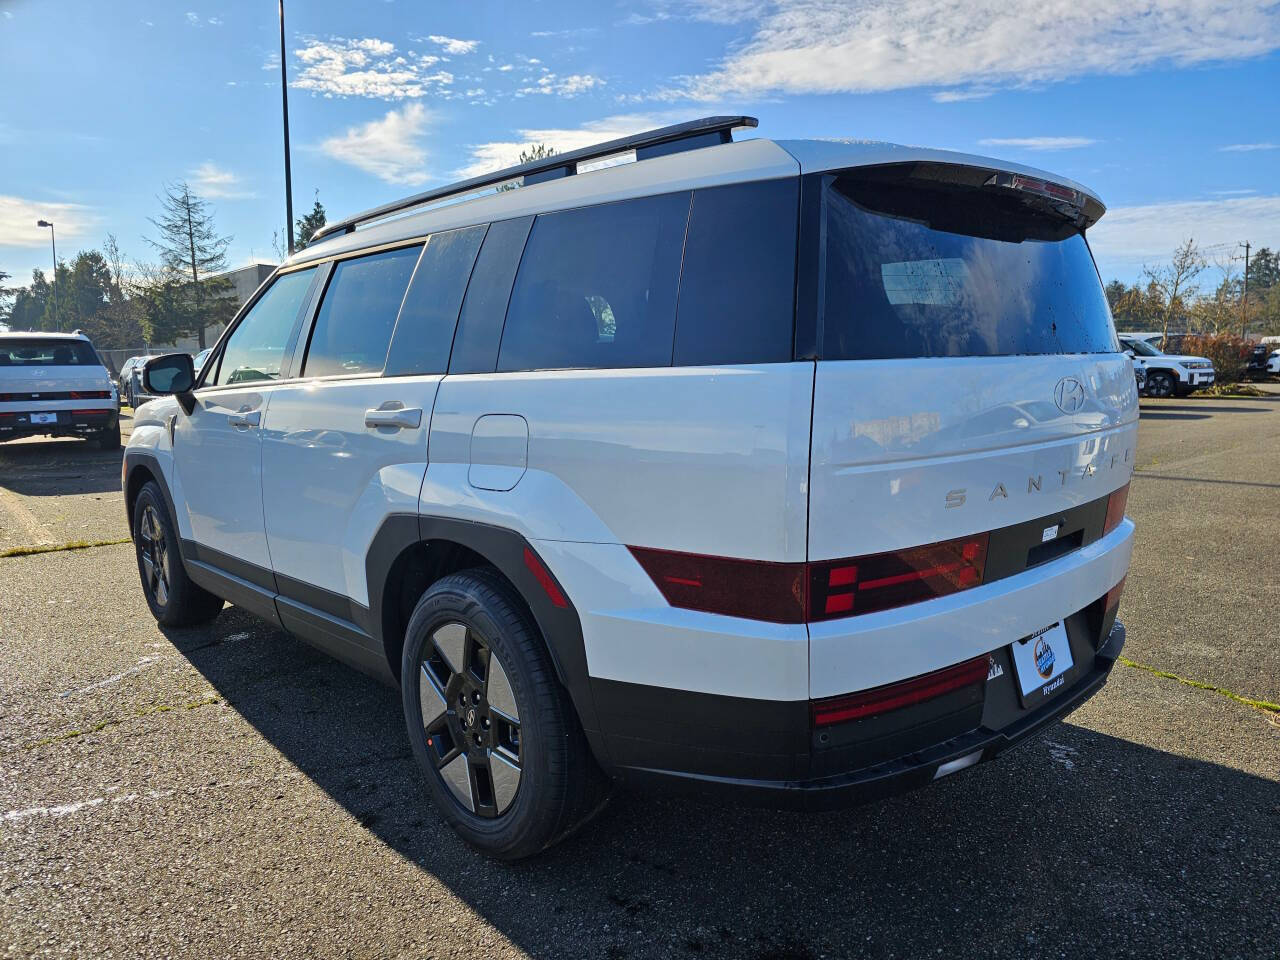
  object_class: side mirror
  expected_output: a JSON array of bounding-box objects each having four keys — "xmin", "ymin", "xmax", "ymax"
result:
[
  {"xmin": 143, "ymin": 353, "xmax": 196, "ymax": 415},
  {"xmin": 1123, "ymin": 349, "xmax": 1135, "ymax": 359}
]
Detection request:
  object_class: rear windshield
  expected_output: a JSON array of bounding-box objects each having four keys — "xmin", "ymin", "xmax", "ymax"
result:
[
  {"xmin": 821, "ymin": 173, "xmax": 1117, "ymax": 360},
  {"xmin": 0, "ymin": 338, "xmax": 100, "ymax": 366}
]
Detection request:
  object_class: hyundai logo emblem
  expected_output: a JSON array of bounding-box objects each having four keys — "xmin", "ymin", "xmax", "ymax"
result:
[{"xmin": 1054, "ymin": 377, "xmax": 1086, "ymax": 414}]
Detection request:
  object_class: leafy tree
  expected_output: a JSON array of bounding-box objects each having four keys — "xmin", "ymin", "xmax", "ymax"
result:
[
  {"xmin": 146, "ymin": 182, "xmax": 235, "ymax": 348},
  {"xmin": 5, "ymin": 269, "xmax": 52, "ymax": 332},
  {"xmin": 294, "ymin": 192, "xmax": 327, "ymax": 250},
  {"xmin": 1141, "ymin": 237, "xmax": 1205, "ymax": 341}
]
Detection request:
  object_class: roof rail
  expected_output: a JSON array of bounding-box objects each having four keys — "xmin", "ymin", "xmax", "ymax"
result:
[{"xmin": 310, "ymin": 115, "xmax": 758, "ymax": 244}]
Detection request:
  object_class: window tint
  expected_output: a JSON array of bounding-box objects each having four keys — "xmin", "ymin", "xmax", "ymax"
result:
[
  {"xmin": 449, "ymin": 217, "xmax": 533, "ymax": 374},
  {"xmin": 0, "ymin": 338, "xmax": 99, "ymax": 366},
  {"xmin": 675, "ymin": 179, "xmax": 798, "ymax": 366},
  {"xmin": 385, "ymin": 225, "xmax": 486, "ymax": 377},
  {"xmin": 821, "ymin": 174, "xmax": 1117, "ymax": 360},
  {"xmin": 303, "ymin": 245, "xmax": 422, "ymax": 378},
  {"xmin": 213, "ymin": 268, "xmax": 317, "ymax": 386},
  {"xmin": 497, "ymin": 192, "xmax": 690, "ymax": 372}
]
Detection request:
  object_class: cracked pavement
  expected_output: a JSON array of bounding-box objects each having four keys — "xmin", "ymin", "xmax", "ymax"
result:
[{"xmin": 1, "ymin": 392, "xmax": 1277, "ymax": 959}]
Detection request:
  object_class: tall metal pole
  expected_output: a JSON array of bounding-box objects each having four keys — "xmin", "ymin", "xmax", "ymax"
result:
[
  {"xmin": 1240, "ymin": 241, "xmax": 1250, "ymax": 340},
  {"xmin": 37, "ymin": 220, "xmax": 59, "ymax": 331},
  {"xmin": 279, "ymin": 0, "xmax": 295, "ymax": 255}
]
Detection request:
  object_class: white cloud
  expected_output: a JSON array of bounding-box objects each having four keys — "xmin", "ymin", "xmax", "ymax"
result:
[
  {"xmin": 1088, "ymin": 195, "xmax": 1280, "ymax": 272},
  {"xmin": 978, "ymin": 137, "xmax": 1098, "ymax": 151},
  {"xmin": 517, "ymin": 73, "xmax": 605, "ymax": 97},
  {"xmin": 0, "ymin": 196, "xmax": 96, "ymax": 249},
  {"xmin": 670, "ymin": 0, "xmax": 1280, "ymax": 100},
  {"xmin": 293, "ymin": 37, "xmax": 453, "ymax": 99},
  {"xmin": 189, "ymin": 162, "xmax": 254, "ymax": 199},
  {"xmin": 456, "ymin": 112, "xmax": 687, "ymax": 179},
  {"xmin": 932, "ymin": 88, "xmax": 992, "ymax": 103},
  {"xmin": 424, "ymin": 34, "xmax": 479, "ymax": 55},
  {"xmin": 320, "ymin": 103, "xmax": 432, "ymax": 186},
  {"xmin": 1210, "ymin": 188, "xmax": 1258, "ymax": 196},
  {"xmin": 1219, "ymin": 142, "xmax": 1278, "ymax": 152},
  {"xmin": 185, "ymin": 11, "xmax": 199, "ymax": 25}
]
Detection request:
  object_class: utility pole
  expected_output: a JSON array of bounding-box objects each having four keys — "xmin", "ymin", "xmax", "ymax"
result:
[
  {"xmin": 278, "ymin": 0, "xmax": 295, "ymax": 256},
  {"xmin": 36, "ymin": 219, "xmax": 58, "ymax": 331},
  {"xmin": 1240, "ymin": 241, "xmax": 1250, "ymax": 340}
]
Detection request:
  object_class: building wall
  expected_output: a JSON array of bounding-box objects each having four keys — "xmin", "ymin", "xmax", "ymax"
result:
[{"xmin": 173, "ymin": 262, "xmax": 276, "ymax": 352}]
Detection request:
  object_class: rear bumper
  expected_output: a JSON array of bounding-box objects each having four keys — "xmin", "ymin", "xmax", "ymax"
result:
[
  {"xmin": 610, "ymin": 619, "xmax": 1124, "ymax": 810},
  {"xmin": 0, "ymin": 407, "xmax": 117, "ymax": 440}
]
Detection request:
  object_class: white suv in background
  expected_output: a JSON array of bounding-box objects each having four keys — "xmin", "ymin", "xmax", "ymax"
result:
[
  {"xmin": 0, "ymin": 332, "xmax": 121, "ymax": 449},
  {"xmin": 124, "ymin": 117, "xmax": 1136, "ymax": 859},
  {"xmin": 1118, "ymin": 334, "xmax": 1215, "ymax": 397}
]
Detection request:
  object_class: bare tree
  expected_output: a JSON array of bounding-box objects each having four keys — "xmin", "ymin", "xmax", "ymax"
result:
[
  {"xmin": 1141, "ymin": 238, "xmax": 1205, "ymax": 342},
  {"xmin": 146, "ymin": 182, "xmax": 233, "ymax": 348}
]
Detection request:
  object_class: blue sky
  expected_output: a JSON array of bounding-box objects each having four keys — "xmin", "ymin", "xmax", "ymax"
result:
[{"xmin": 2, "ymin": 0, "xmax": 1278, "ymax": 288}]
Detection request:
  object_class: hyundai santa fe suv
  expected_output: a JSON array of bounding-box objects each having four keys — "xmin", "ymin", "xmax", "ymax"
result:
[
  {"xmin": 1, "ymin": 332, "xmax": 121, "ymax": 448},
  {"xmin": 123, "ymin": 117, "xmax": 1137, "ymax": 860}
]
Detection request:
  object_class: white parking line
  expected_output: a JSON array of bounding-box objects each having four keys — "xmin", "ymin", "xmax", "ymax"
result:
[
  {"xmin": 59, "ymin": 656, "xmax": 162, "ymax": 698},
  {"xmin": 2, "ymin": 774, "xmax": 297, "ymax": 824}
]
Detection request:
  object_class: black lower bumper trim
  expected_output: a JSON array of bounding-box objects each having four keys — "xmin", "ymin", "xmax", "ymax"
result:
[{"xmin": 615, "ymin": 620, "xmax": 1126, "ymax": 811}]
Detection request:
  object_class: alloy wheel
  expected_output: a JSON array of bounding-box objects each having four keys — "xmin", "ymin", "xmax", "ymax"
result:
[
  {"xmin": 418, "ymin": 621, "xmax": 523, "ymax": 817},
  {"xmin": 137, "ymin": 504, "xmax": 171, "ymax": 607}
]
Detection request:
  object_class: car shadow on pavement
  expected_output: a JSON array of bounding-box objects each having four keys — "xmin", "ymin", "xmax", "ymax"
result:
[
  {"xmin": 0, "ymin": 437, "xmax": 126, "ymax": 497},
  {"xmin": 162, "ymin": 611, "xmax": 1280, "ymax": 959},
  {"xmin": 1138, "ymin": 410, "xmax": 1212, "ymax": 421}
]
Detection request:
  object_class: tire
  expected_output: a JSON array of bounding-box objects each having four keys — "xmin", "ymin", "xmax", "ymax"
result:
[
  {"xmin": 402, "ymin": 568, "xmax": 608, "ymax": 860},
  {"xmin": 132, "ymin": 482, "xmax": 224, "ymax": 627},
  {"xmin": 1147, "ymin": 371, "xmax": 1175, "ymax": 399},
  {"xmin": 95, "ymin": 421, "xmax": 121, "ymax": 450}
]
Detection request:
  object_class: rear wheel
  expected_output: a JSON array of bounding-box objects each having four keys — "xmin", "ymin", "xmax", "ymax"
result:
[
  {"xmin": 1147, "ymin": 371, "xmax": 1174, "ymax": 398},
  {"xmin": 402, "ymin": 569, "xmax": 607, "ymax": 860},
  {"xmin": 133, "ymin": 482, "xmax": 223, "ymax": 627},
  {"xmin": 95, "ymin": 421, "xmax": 121, "ymax": 450}
]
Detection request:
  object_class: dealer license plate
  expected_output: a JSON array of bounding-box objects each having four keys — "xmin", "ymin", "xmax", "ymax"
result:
[
  {"xmin": 30, "ymin": 412, "xmax": 58, "ymax": 424},
  {"xmin": 1010, "ymin": 622, "xmax": 1074, "ymax": 702}
]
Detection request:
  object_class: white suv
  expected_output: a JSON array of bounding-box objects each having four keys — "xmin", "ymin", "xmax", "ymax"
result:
[
  {"xmin": 0, "ymin": 331, "xmax": 121, "ymax": 449},
  {"xmin": 123, "ymin": 117, "xmax": 1136, "ymax": 859},
  {"xmin": 1118, "ymin": 334, "xmax": 1215, "ymax": 397}
]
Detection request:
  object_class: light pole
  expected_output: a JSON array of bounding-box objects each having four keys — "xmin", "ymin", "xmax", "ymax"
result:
[
  {"xmin": 278, "ymin": 0, "xmax": 295, "ymax": 255},
  {"xmin": 36, "ymin": 219, "xmax": 58, "ymax": 331}
]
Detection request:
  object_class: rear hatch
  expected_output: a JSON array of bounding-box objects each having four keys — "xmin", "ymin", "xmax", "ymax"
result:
[
  {"xmin": 0, "ymin": 338, "xmax": 115, "ymax": 406},
  {"xmin": 805, "ymin": 163, "xmax": 1137, "ymax": 684}
]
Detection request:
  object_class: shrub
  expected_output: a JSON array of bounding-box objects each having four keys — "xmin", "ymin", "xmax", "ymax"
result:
[{"xmin": 1179, "ymin": 334, "xmax": 1251, "ymax": 384}]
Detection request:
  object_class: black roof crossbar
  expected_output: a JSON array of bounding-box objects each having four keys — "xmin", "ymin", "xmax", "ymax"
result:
[{"xmin": 310, "ymin": 115, "xmax": 758, "ymax": 244}]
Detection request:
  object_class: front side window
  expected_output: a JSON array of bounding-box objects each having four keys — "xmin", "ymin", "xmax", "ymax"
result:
[
  {"xmin": 497, "ymin": 192, "xmax": 690, "ymax": 372},
  {"xmin": 0, "ymin": 338, "xmax": 99, "ymax": 366},
  {"xmin": 213, "ymin": 267, "xmax": 317, "ymax": 386},
  {"xmin": 303, "ymin": 245, "xmax": 422, "ymax": 378},
  {"xmin": 1122, "ymin": 338, "xmax": 1161, "ymax": 357},
  {"xmin": 821, "ymin": 172, "xmax": 1118, "ymax": 360}
]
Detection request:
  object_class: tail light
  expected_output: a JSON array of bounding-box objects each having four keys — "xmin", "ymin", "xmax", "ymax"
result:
[
  {"xmin": 1103, "ymin": 483, "xmax": 1129, "ymax": 536},
  {"xmin": 811, "ymin": 655, "xmax": 990, "ymax": 727},
  {"xmin": 630, "ymin": 532, "xmax": 988, "ymax": 625},
  {"xmin": 69, "ymin": 390, "xmax": 111, "ymax": 400},
  {"xmin": 808, "ymin": 534, "xmax": 988, "ymax": 620}
]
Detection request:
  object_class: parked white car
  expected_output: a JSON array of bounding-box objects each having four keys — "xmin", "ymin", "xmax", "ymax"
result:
[
  {"xmin": 123, "ymin": 117, "xmax": 1135, "ymax": 859},
  {"xmin": 0, "ymin": 332, "xmax": 121, "ymax": 448},
  {"xmin": 1118, "ymin": 334, "xmax": 1215, "ymax": 397},
  {"xmin": 1267, "ymin": 350, "xmax": 1280, "ymax": 375}
]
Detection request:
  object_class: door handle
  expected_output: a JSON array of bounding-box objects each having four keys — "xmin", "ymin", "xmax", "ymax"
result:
[
  {"xmin": 365, "ymin": 404, "xmax": 423, "ymax": 430},
  {"xmin": 228, "ymin": 410, "xmax": 261, "ymax": 430}
]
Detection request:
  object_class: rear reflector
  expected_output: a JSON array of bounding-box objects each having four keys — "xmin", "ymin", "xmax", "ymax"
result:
[
  {"xmin": 808, "ymin": 534, "xmax": 989, "ymax": 620},
  {"xmin": 1104, "ymin": 575, "xmax": 1125, "ymax": 612},
  {"xmin": 811, "ymin": 655, "xmax": 990, "ymax": 727},
  {"xmin": 1103, "ymin": 482, "xmax": 1129, "ymax": 536},
  {"xmin": 522, "ymin": 547, "xmax": 568, "ymax": 609}
]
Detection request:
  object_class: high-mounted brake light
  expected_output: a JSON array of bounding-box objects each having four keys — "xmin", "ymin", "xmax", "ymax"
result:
[
  {"xmin": 984, "ymin": 171, "xmax": 1085, "ymax": 210},
  {"xmin": 811, "ymin": 655, "xmax": 990, "ymax": 727},
  {"xmin": 1103, "ymin": 483, "xmax": 1129, "ymax": 536}
]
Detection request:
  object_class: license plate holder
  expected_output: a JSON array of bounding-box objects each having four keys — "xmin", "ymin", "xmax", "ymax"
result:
[
  {"xmin": 30, "ymin": 412, "xmax": 58, "ymax": 424},
  {"xmin": 1009, "ymin": 621, "xmax": 1074, "ymax": 707}
]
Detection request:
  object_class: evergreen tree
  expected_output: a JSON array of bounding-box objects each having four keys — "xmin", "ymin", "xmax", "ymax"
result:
[
  {"xmin": 294, "ymin": 192, "xmax": 327, "ymax": 250},
  {"xmin": 146, "ymin": 182, "xmax": 235, "ymax": 348}
]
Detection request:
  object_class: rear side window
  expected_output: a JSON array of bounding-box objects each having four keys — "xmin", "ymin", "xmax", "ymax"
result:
[
  {"xmin": 497, "ymin": 192, "xmax": 690, "ymax": 372},
  {"xmin": 0, "ymin": 338, "xmax": 99, "ymax": 366},
  {"xmin": 821, "ymin": 173, "xmax": 1117, "ymax": 360},
  {"xmin": 303, "ymin": 245, "xmax": 422, "ymax": 378},
  {"xmin": 214, "ymin": 267, "xmax": 317, "ymax": 386},
  {"xmin": 674, "ymin": 179, "xmax": 798, "ymax": 366},
  {"xmin": 385, "ymin": 225, "xmax": 486, "ymax": 377},
  {"xmin": 449, "ymin": 217, "xmax": 533, "ymax": 375}
]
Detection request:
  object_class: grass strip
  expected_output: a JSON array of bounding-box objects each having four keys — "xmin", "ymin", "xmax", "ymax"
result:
[
  {"xmin": 1118, "ymin": 655, "xmax": 1280, "ymax": 716},
  {"xmin": 21, "ymin": 695, "xmax": 223, "ymax": 751},
  {"xmin": 0, "ymin": 536, "xmax": 131, "ymax": 559}
]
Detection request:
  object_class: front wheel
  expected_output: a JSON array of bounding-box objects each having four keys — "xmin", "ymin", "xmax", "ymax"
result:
[
  {"xmin": 133, "ymin": 482, "xmax": 223, "ymax": 627},
  {"xmin": 402, "ymin": 569, "xmax": 608, "ymax": 860},
  {"xmin": 1147, "ymin": 371, "xmax": 1175, "ymax": 398}
]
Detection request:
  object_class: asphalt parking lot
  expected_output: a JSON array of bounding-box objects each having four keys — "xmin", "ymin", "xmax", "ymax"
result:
[{"xmin": 2, "ymin": 396, "xmax": 1278, "ymax": 960}]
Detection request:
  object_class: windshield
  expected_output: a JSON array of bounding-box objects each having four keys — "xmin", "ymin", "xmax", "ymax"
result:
[
  {"xmin": 0, "ymin": 338, "xmax": 100, "ymax": 366},
  {"xmin": 1122, "ymin": 339, "xmax": 1162, "ymax": 357},
  {"xmin": 821, "ymin": 172, "xmax": 1118, "ymax": 360}
]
